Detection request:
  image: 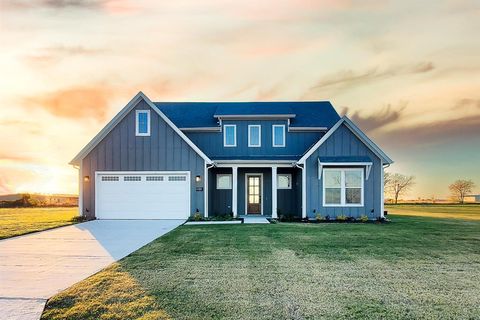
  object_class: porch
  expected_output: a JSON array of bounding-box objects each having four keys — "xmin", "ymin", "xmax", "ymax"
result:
[{"xmin": 206, "ymin": 162, "xmax": 302, "ymax": 219}]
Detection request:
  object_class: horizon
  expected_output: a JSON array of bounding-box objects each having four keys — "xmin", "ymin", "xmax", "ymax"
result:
[{"xmin": 1, "ymin": 1, "xmax": 479, "ymax": 198}]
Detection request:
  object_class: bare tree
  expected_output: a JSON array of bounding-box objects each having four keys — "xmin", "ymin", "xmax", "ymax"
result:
[
  {"xmin": 384, "ymin": 172, "xmax": 391, "ymax": 187},
  {"xmin": 387, "ymin": 173, "xmax": 415, "ymax": 204},
  {"xmin": 449, "ymin": 179, "xmax": 475, "ymax": 204}
]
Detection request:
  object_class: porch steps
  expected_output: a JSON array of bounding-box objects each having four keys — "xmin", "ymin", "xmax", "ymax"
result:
[{"xmin": 242, "ymin": 216, "xmax": 270, "ymax": 224}]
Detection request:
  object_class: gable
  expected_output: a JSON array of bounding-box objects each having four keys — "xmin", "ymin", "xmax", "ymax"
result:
[
  {"xmin": 298, "ymin": 116, "xmax": 393, "ymax": 165},
  {"xmin": 70, "ymin": 92, "xmax": 211, "ymax": 166}
]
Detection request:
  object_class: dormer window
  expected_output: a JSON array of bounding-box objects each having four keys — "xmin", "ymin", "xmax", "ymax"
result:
[
  {"xmin": 135, "ymin": 110, "xmax": 150, "ymax": 136},
  {"xmin": 272, "ymin": 125, "xmax": 285, "ymax": 147},
  {"xmin": 248, "ymin": 125, "xmax": 261, "ymax": 147},
  {"xmin": 224, "ymin": 125, "xmax": 236, "ymax": 147}
]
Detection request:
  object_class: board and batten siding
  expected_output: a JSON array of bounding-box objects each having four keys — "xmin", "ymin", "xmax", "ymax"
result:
[
  {"xmin": 305, "ymin": 123, "xmax": 382, "ymax": 219},
  {"xmin": 185, "ymin": 120, "xmax": 323, "ymax": 158},
  {"xmin": 81, "ymin": 99, "xmax": 205, "ymax": 219}
]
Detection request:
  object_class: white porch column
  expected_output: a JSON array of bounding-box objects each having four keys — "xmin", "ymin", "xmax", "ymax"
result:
[
  {"xmin": 301, "ymin": 165, "xmax": 307, "ymax": 219},
  {"xmin": 232, "ymin": 166, "xmax": 238, "ymax": 218},
  {"xmin": 272, "ymin": 166, "xmax": 278, "ymax": 219},
  {"xmin": 204, "ymin": 163, "xmax": 209, "ymax": 218}
]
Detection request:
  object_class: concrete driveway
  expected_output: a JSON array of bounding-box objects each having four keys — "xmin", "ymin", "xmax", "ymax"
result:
[{"xmin": 0, "ymin": 219, "xmax": 184, "ymax": 320}]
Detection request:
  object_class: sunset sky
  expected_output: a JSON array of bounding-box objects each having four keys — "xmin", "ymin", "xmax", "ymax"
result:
[{"xmin": 0, "ymin": 0, "xmax": 479, "ymax": 199}]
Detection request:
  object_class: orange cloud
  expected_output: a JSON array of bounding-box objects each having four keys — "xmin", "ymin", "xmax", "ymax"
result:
[{"xmin": 25, "ymin": 87, "xmax": 112, "ymax": 120}]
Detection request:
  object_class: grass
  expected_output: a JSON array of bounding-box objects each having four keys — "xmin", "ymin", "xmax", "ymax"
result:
[
  {"xmin": 42, "ymin": 205, "xmax": 480, "ymax": 320},
  {"xmin": 0, "ymin": 207, "xmax": 79, "ymax": 239},
  {"xmin": 386, "ymin": 204, "xmax": 480, "ymax": 220}
]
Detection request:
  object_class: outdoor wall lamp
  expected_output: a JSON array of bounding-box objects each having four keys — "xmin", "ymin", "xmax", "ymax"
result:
[
  {"xmin": 195, "ymin": 175, "xmax": 202, "ymax": 182},
  {"xmin": 84, "ymin": 176, "xmax": 90, "ymax": 182}
]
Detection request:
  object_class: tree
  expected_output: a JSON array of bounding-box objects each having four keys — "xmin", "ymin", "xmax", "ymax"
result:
[
  {"xmin": 384, "ymin": 172, "xmax": 391, "ymax": 187},
  {"xmin": 386, "ymin": 173, "xmax": 415, "ymax": 204},
  {"xmin": 449, "ymin": 179, "xmax": 475, "ymax": 204}
]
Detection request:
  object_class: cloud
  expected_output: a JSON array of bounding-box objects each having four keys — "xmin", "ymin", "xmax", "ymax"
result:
[
  {"xmin": 341, "ymin": 102, "xmax": 407, "ymax": 132},
  {"xmin": 23, "ymin": 45, "xmax": 104, "ymax": 68},
  {"xmin": 3, "ymin": 0, "xmax": 139, "ymax": 13},
  {"xmin": 0, "ymin": 152, "xmax": 34, "ymax": 162},
  {"xmin": 308, "ymin": 62, "xmax": 435, "ymax": 92},
  {"xmin": 24, "ymin": 87, "xmax": 112, "ymax": 120},
  {"xmin": 374, "ymin": 114, "xmax": 480, "ymax": 149},
  {"xmin": 454, "ymin": 98, "xmax": 480, "ymax": 109}
]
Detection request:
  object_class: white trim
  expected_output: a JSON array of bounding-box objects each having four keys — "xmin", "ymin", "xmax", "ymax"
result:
[
  {"xmin": 215, "ymin": 163, "xmax": 293, "ymax": 168},
  {"xmin": 272, "ymin": 125, "xmax": 286, "ymax": 147},
  {"xmin": 301, "ymin": 164, "xmax": 307, "ymax": 218},
  {"xmin": 78, "ymin": 164, "xmax": 83, "ymax": 216},
  {"xmin": 216, "ymin": 173, "xmax": 232, "ymax": 189},
  {"xmin": 180, "ymin": 127, "xmax": 221, "ymax": 132},
  {"xmin": 232, "ymin": 166, "xmax": 238, "ymax": 217},
  {"xmin": 204, "ymin": 162, "xmax": 209, "ymax": 218},
  {"xmin": 248, "ymin": 125, "xmax": 261, "ymax": 147},
  {"xmin": 214, "ymin": 159, "xmax": 295, "ymax": 164},
  {"xmin": 288, "ymin": 127, "xmax": 328, "ymax": 132},
  {"xmin": 215, "ymin": 114, "xmax": 296, "ymax": 120},
  {"xmin": 317, "ymin": 159, "xmax": 373, "ymax": 180},
  {"xmin": 277, "ymin": 173, "xmax": 292, "ymax": 189},
  {"xmin": 135, "ymin": 110, "xmax": 151, "ymax": 136},
  {"xmin": 380, "ymin": 162, "xmax": 385, "ymax": 218},
  {"xmin": 94, "ymin": 170, "xmax": 191, "ymax": 219},
  {"xmin": 272, "ymin": 166, "xmax": 278, "ymax": 218},
  {"xmin": 70, "ymin": 92, "xmax": 212, "ymax": 165},
  {"xmin": 223, "ymin": 124, "xmax": 237, "ymax": 147},
  {"xmin": 245, "ymin": 173, "xmax": 264, "ymax": 215},
  {"xmin": 322, "ymin": 168, "xmax": 364, "ymax": 207},
  {"xmin": 298, "ymin": 116, "xmax": 393, "ymax": 165}
]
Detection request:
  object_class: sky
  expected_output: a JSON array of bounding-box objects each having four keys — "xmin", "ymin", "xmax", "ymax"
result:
[{"xmin": 0, "ymin": 0, "xmax": 479, "ymax": 199}]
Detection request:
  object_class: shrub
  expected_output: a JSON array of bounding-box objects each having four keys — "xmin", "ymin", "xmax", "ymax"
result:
[
  {"xmin": 71, "ymin": 215, "xmax": 88, "ymax": 223},
  {"xmin": 359, "ymin": 215, "xmax": 369, "ymax": 223},
  {"xmin": 336, "ymin": 214, "xmax": 347, "ymax": 222},
  {"xmin": 325, "ymin": 215, "xmax": 331, "ymax": 221},
  {"xmin": 315, "ymin": 213, "xmax": 325, "ymax": 222},
  {"xmin": 193, "ymin": 213, "xmax": 203, "ymax": 221}
]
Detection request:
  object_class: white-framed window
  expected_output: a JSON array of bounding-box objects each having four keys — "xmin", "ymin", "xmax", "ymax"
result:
[
  {"xmin": 277, "ymin": 174, "xmax": 292, "ymax": 189},
  {"xmin": 135, "ymin": 110, "xmax": 150, "ymax": 136},
  {"xmin": 323, "ymin": 168, "xmax": 363, "ymax": 207},
  {"xmin": 217, "ymin": 174, "xmax": 232, "ymax": 189},
  {"xmin": 272, "ymin": 125, "xmax": 285, "ymax": 147},
  {"xmin": 223, "ymin": 125, "xmax": 236, "ymax": 147},
  {"xmin": 248, "ymin": 125, "xmax": 261, "ymax": 147}
]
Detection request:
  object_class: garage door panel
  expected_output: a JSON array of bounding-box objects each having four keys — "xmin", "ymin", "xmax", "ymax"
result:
[{"xmin": 96, "ymin": 172, "xmax": 190, "ymax": 219}]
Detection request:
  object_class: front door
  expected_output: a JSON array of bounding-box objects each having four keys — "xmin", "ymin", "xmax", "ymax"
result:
[{"xmin": 247, "ymin": 174, "xmax": 262, "ymax": 214}]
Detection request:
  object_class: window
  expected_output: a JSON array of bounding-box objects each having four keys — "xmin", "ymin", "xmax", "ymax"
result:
[
  {"xmin": 272, "ymin": 125, "xmax": 285, "ymax": 147},
  {"xmin": 136, "ymin": 110, "xmax": 150, "ymax": 136},
  {"xmin": 101, "ymin": 176, "xmax": 119, "ymax": 182},
  {"xmin": 124, "ymin": 176, "xmax": 141, "ymax": 181},
  {"xmin": 146, "ymin": 176, "xmax": 164, "ymax": 181},
  {"xmin": 323, "ymin": 168, "xmax": 363, "ymax": 206},
  {"xmin": 217, "ymin": 174, "xmax": 232, "ymax": 189},
  {"xmin": 168, "ymin": 176, "xmax": 187, "ymax": 182},
  {"xmin": 277, "ymin": 174, "xmax": 292, "ymax": 189},
  {"xmin": 248, "ymin": 125, "xmax": 261, "ymax": 147},
  {"xmin": 223, "ymin": 125, "xmax": 236, "ymax": 147}
]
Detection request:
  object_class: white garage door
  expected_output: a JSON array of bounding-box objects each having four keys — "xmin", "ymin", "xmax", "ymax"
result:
[{"xmin": 96, "ymin": 172, "xmax": 190, "ymax": 219}]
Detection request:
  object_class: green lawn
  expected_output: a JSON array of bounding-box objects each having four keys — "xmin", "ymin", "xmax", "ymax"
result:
[
  {"xmin": 42, "ymin": 208, "xmax": 480, "ymax": 320},
  {"xmin": 0, "ymin": 207, "xmax": 79, "ymax": 239},
  {"xmin": 386, "ymin": 204, "xmax": 480, "ymax": 220}
]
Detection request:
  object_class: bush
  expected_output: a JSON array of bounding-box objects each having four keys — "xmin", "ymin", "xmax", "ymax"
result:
[
  {"xmin": 315, "ymin": 213, "xmax": 325, "ymax": 222},
  {"xmin": 359, "ymin": 215, "xmax": 369, "ymax": 223},
  {"xmin": 336, "ymin": 214, "xmax": 347, "ymax": 222},
  {"xmin": 193, "ymin": 213, "xmax": 203, "ymax": 221},
  {"xmin": 71, "ymin": 216, "xmax": 88, "ymax": 223}
]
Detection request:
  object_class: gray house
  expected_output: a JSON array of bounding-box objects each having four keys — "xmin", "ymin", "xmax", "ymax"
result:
[{"xmin": 70, "ymin": 92, "xmax": 393, "ymax": 220}]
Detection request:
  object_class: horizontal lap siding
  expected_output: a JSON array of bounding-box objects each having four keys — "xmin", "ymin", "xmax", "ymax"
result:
[
  {"xmin": 81, "ymin": 100, "xmax": 205, "ymax": 219},
  {"xmin": 305, "ymin": 124, "xmax": 382, "ymax": 219}
]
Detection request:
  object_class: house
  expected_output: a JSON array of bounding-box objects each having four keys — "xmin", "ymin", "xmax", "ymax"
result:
[
  {"xmin": 465, "ymin": 195, "xmax": 480, "ymax": 203},
  {"xmin": 70, "ymin": 92, "xmax": 393, "ymax": 220}
]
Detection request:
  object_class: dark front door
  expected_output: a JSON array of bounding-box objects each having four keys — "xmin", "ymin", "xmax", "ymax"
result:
[{"xmin": 247, "ymin": 175, "xmax": 262, "ymax": 214}]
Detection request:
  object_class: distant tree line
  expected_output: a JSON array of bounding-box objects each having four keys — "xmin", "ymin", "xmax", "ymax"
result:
[
  {"xmin": 0, "ymin": 194, "xmax": 78, "ymax": 208},
  {"xmin": 384, "ymin": 172, "xmax": 476, "ymax": 204}
]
